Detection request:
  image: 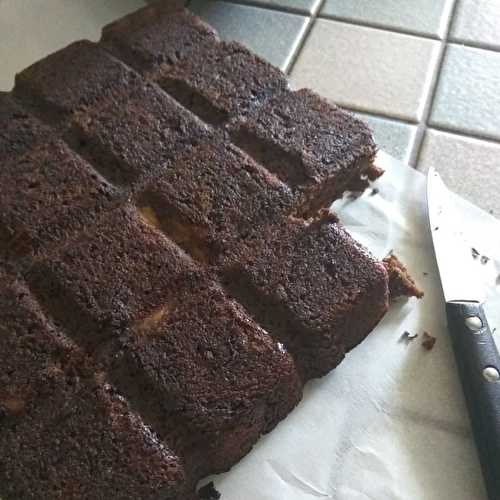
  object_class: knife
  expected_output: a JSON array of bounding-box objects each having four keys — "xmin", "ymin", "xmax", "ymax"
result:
[{"xmin": 427, "ymin": 167, "xmax": 500, "ymax": 500}]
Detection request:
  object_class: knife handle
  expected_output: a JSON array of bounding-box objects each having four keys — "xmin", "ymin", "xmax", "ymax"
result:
[{"xmin": 446, "ymin": 301, "xmax": 500, "ymax": 500}]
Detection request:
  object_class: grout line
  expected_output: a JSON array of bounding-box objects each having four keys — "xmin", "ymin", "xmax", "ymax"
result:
[
  {"xmin": 284, "ymin": 0, "xmax": 326, "ymax": 75},
  {"xmin": 424, "ymin": 124, "xmax": 500, "ymax": 146},
  {"xmin": 448, "ymin": 38, "xmax": 500, "ymax": 54},
  {"xmin": 215, "ymin": 0, "xmax": 313, "ymax": 16},
  {"xmin": 408, "ymin": 0, "xmax": 460, "ymax": 168},
  {"xmin": 343, "ymin": 107, "xmax": 418, "ymax": 127},
  {"xmin": 317, "ymin": 14, "xmax": 441, "ymax": 41},
  {"xmin": 339, "ymin": 103, "xmax": 419, "ymax": 125},
  {"xmin": 283, "ymin": 17, "xmax": 314, "ymax": 73}
]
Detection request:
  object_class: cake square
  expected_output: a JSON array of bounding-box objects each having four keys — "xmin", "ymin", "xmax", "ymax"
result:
[
  {"xmin": 0, "ymin": 274, "xmax": 188, "ymax": 500},
  {"xmin": 102, "ymin": 273, "xmax": 301, "ymax": 476},
  {"xmin": 0, "ymin": 140, "xmax": 119, "ymax": 257},
  {"xmin": 101, "ymin": 1, "xmax": 217, "ymax": 73},
  {"xmin": 102, "ymin": 4, "xmax": 287, "ymax": 124},
  {"xmin": 136, "ymin": 139, "xmax": 294, "ymax": 265},
  {"xmin": 221, "ymin": 213, "xmax": 389, "ymax": 379},
  {"xmin": 229, "ymin": 89, "xmax": 382, "ymax": 215},
  {"xmin": 27, "ymin": 207, "xmax": 197, "ymax": 350},
  {"xmin": 0, "ymin": 93, "xmax": 52, "ymax": 163},
  {"xmin": 68, "ymin": 81, "xmax": 213, "ymax": 187},
  {"xmin": 14, "ymin": 40, "xmax": 139, "ymax": 124}
]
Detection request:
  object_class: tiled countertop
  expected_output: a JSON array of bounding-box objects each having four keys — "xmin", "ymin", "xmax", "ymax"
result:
[
  {"xmin": 1, "ymin": 0, "xmax": 499, "ymax": 216},
  {"xmin": 189, "ymin": 0, "xmax": 500, "ymax": 217}
]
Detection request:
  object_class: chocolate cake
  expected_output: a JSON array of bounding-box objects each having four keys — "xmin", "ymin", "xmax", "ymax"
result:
[
  {"xmin": 0, "ymin": 2, "xmax": 396, "ymax": 498},
  {"xmin": 0, "ymin": 272, "xmax": 192, "ymax": 500}
]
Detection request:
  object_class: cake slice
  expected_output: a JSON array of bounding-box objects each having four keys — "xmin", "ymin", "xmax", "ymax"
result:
[
  {"xmin": 0, "ymin": 93, "xmax": 52, "ymax": 162},
  {"xmin": 0, "ymin": 272, "xmax": 190, "ymax": 500},
  {"xmin": 14, "ymin": 40, "xmax": 140, "ymax": 125},
  {"xmin": 100, "ymin": 272, "xmax": 301, "ymax": 478},
  {"xmin": 67, "ymin": 80, "xmax": 213, "ymax": 188},
  {"xmin": 0, "ymin": 139, "xmax": 119, "ymax": 258},
  {"xmin": 101, "ymin": 3, "xmax": 287, "ymax": 124},
  {"xmin": 220, "ymin": 212, "xmax": 389, "ymax": 379},
  {"xmin": 26, "ymin": 207, "xmax": 198, "ymax": 351},
  {"xmin": 136, "ymin": 139, "xmax": 294, "ymax": 265},
  {"xmin": 229, "ymin": 89, "xmax": 382, "ymax": 216}
]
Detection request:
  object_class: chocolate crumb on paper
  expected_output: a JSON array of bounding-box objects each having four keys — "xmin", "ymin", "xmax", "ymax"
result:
[
  {"xmin": 383, "ymin": 254, "xmax": 424, "ymax": 300},
  {"xmin": 422, "ymin": 331, "xmax": 436, "ymax": 351},
  {"xmin": 471, "ymin": 248, "xmax": 480, "ymax": 259},
  {"xmin": 198, "ymin": 481, "xmax": 221, "ymax": 500},
  {"xmin": 480, "ymin": 255, "xmax": 490, "ymax": 265},
  {"xmin": 370, "ymin": 187, "xmax": 379, "ymax": 196}
]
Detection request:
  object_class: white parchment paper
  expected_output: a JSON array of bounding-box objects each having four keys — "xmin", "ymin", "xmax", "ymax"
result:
[{"xmin": 208, "ymin": 152, "xmax": 500, "ymax": 500}]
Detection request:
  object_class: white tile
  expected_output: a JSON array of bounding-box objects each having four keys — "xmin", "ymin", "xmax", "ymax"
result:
[
  {"xmin": 291, "ymin": 20, "xmax": 441, "ymax": 121},
  {"xmin": 451, "ymin": 0, "xmax": 500, "ymax": 50},
  {"xmin": 356, "ymin": 112, "xmax": 417, "ymax": 164},
  {"xmin": 419, "ymin": 129, "xmax": 500, "ymax": 216},
  {"xmin": 0, "ymin": 0, "xmax": 145, "ymax": 91},
  {"xmin": 189, "ymin": 0, "xmax": 309, "ymax": 71},
  {"xmin": 430, "ymin": 44, "xmax": 500, "ymax": 141},
  {"xmin": 322, "ymin": 0, "xmax": 455, "ymax": 38}
]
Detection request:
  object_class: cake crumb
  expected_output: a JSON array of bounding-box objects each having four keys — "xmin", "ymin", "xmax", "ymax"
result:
[
  {"xmin": 370, "ymin": 187, "xmax": 379, "ymax": 196},
  {"xmin": 400, "ymin": 331, "xmax": 418, "ymax": 343},
  {"xmin": 422, "ymin": 331, "xmax": 436, "ymax": 351},
  {"xmin": 198, "ymin": 482, "xmax": 221, "ymax": 500},
  {"xmin": 480, "ymin": 255, "xmax": 489, "ymax": 265},
  {"xmin": 423, "ymin": 272, "xmax": 429, "ymax": 276},
  {"xmin": 471, "ymin": 248, "xmax": 480, "ymax": 259},
  {"xmin": 383, "ymin": 254, "xmax": 424, "ymax": 300}
]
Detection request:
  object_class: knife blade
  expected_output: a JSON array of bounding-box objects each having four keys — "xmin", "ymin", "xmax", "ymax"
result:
[{"xmin": 427, "ymin": 167, "xmax": 500, "ymax": 500}]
